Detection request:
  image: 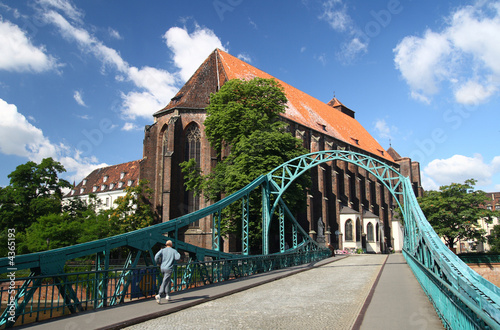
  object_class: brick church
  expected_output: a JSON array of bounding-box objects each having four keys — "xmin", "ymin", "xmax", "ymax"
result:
[{"xmin": 70, "ymin": 49, "xmax": 423, "ymax": 254}]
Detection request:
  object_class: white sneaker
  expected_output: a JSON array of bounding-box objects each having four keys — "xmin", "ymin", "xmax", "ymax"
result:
[
  {"xmin": 155, "ymin": 294, "xmax": 161, "ymax": 304},
  {"xmin": 165, "ymin": 294, "xmax": 170, "ymax": 301}
]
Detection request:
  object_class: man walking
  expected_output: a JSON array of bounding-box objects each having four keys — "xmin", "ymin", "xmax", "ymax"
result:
[{"xmin": 154, "ymin": 240, "xmax": 181, "ymax": 303}]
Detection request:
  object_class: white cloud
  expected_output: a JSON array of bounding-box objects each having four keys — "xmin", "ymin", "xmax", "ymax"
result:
[
  {"xmin": 340, "ymin": 36, "xmax": 368, "ymax": 61},
  {"xmin": 248, "ymin": 18, "xmax": 257, "ymax": 30},
  {"xmin": 120, "ymin": 91, "xmax": 166, "ymax": 119},
  {"xmin": 122, "ymin": 122, "xmax": 139, "ymax": 131},
  {"xmin": 0, "ymin": 98, "xmax": 58, "ymax": 160},
  {"xmin": 108, "ymin": 27, "xmax": 122, "ymax": 40},
  {"xmin": 0, "ymin": 20, "xmax": 58, "ymax": 73},
  {"xmin": 122, "ymin": 66, "xmax": 178, "ymax": 118},
  {"xmin": 314, "ymin": 53, "xmax": 327, "ymax": 66},
  {"xmin": 0, "ymin": 97, "xmax": 106, "ymax": 183},
  {"xmin": 394, "ymin": 2, "xmax": 500, "ymax": 105},
  {"xmin": 410, "ymin": 91, "xmax": 431, "ymax": 105},
  {"xmin": 374, "ymin": 119, "xmax": 398, "ymax": 140},
  {"xmin": 38, "ymin": 0, "xmax": 84, "ymax": 23},
  {"xmin": 73, "ymin": 90, "xmax": 86, "ymax": 106},
  {"xmin": 41, "ymin": 9, "xmax": 178, "ymax": 119},
  {"xmin": 423, "ymin": 154, "xmax": 500, "ymax": 189},
  {"xmin": 394, "ymin": 30, "xmax": 451, "ymax": 97},
  {"xmin": 447, "ymin": 3, "xmax": 500, "ymax": 75},
  {"xmin": 42, "ymin": 7, "xmax": 226, "ymax": 120},
  {"xmin": 163, "ymin": 25, "xmax": 226, "ymax": 82},
  {"xmin": 319, "ymin": 0, "xmax": 352, "ymax": 32},
  {"xmin": 237, "ymin": 53, "xmax": 252, "ymax": 63},
  {"xmin": 58, "ymin": 153, "xmax": 108, "ymax": 185},
  {"xmin": 420, "ymin": 172, "xmax": 439, "ymax": 191},
  {"xmin": 454, "ymin": 80, "xmax": 497, "ymax": 105},
  {"xmin": 319, "ymin": 1, "xmax": 369, "ymax": 63},
  {"xmin": 43, "ymin": 10, "xmax": 128, "ymax": 72}
]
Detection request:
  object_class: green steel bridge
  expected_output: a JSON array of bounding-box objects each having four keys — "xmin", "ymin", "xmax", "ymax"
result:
[{"xmin": 1, "ymin": 150, "xmax": 499, "ymax": 329}]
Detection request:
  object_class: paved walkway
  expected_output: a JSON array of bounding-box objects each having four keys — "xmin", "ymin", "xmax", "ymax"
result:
[
  {"xmin": 20, "ymin": 253, "xmax": 443, "ymax": 330},
  {"xmin": 356, "ymin": 253, "xmax": 443, "ymax": 330}
]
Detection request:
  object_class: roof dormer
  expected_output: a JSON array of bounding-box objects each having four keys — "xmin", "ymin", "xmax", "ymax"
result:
[{"xmin": 327, "ymin": 97, "xmax": 355, "ymax": 118}]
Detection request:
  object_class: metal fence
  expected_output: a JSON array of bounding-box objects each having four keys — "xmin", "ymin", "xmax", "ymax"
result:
[{"xmin": 0, "ymin": 249, "xmax": 330, "ymax": 328}]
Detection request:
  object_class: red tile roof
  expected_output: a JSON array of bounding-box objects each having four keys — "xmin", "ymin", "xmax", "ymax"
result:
[
  {"xmin": 217, "ymin": 50, "xmax": 394, "ymax": 162},
  {"xmin": 65, "ymin": 160, "xmax": 140, "ymax": 197},
  {"xmin": 157, "ymin": 49, "xmax": 393, "ymax": 162}
]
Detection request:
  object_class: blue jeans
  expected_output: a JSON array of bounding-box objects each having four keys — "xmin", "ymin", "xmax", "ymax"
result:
[{"xmin": 158, "ymin": 269, "xmax": 173, "ymax": 297}]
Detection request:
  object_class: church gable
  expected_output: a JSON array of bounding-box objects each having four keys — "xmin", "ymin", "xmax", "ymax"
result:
[{"xmin": 154, "ymin": 50, "xmax": 228, "ymax": 117}]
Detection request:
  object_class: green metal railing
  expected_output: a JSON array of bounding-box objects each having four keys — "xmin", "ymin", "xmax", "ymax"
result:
[
  {"xmin": 401, "ymin": 176, "xmax": 500, "ymax": 329},
  {"xmin": 1, "ymin": 150, "xmax": 500, "ymax": 328},
  {"xmin": 0, "ymin": 249, "xmax": 329, "ymax": 328}
]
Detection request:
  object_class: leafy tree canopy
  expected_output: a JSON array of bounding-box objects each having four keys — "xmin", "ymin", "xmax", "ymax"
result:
[
  {"xmin": 0, "ymin": 157, "xmax": 71, "ymax": 231},
  {"xmin": 417, "ymin": 179, "xmax": 499, "ymax": 249},
  {"xmin": 108, "ymin": 180, "xmax": 156, "ymax": 235},
  {"xmin": 204, "ymin": 77, "xmax": 288, "ymax": 156},
  {"xmin": 487, "ymin": 224, "xmax": 500, "ymax": 253}
]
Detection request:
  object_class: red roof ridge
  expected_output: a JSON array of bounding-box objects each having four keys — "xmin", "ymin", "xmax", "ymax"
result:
[{"xmin": 216, "ymin": 49, "xmax": 394, "ymax": 162}]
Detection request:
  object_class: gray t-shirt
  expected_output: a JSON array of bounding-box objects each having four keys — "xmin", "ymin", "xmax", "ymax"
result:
[{"xmin": 155, "ymin": 247, "xmax": 181, "ymax": 272}]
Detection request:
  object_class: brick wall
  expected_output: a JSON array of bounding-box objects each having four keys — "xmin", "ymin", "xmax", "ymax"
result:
[{"xmin": 466, "ymin": 263, "xmax": 500, "ymax": 287}]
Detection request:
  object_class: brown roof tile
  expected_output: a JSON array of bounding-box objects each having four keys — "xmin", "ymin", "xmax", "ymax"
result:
[
  {"xmin": 216, "ymin": 49, "xmax": 394, "ymax": 162},
  {"xmin": 65, "ymin": 160, "xmax": 140, "ymax": 197},
  {"xmin": 156, "ymin": 49, "xmax": 393, "ymax": 162}
]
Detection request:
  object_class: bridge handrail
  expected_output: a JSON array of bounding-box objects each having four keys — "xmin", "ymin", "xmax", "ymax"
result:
[{"xmin": 402, "ymin": 177, "xmax": 500, "ymax": 326}]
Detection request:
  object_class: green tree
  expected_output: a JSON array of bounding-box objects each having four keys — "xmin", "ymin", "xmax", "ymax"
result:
[
  {"xmin": 417, "ymin": 179, "xmax": 498, "ymax": 249},
  {"xmin": 0, "ymin": 157, "xmax": 71, "ymax": 232},
  {"xmin": 487, "ymin": 225, "xmax": 500, "ymax": 253},
  {"xmin": 18, "ymin": 195, "xmax": 111, "ymax": 254},
  {"xmin": 65, "ymin": 194, "xmax": 112, "ymax": 244},
  {"xmin": 108, "ymin": 180, "xmax": 156, "ymax": 235},
  {"xmin": 204, "ymin": 78, "xmax": 288, "ymax": 156},
  {"xmin": 21, "ymin": 213, "xmax": 83, "ymax": 253},
  {"xmin": 181, "ymin": 78, "xmax": 310, "ymax": 251}
]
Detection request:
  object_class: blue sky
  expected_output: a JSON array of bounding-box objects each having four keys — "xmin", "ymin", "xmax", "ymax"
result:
[{"xmin": 0, "ymin": 0, "xmax": 499, "ymax": 192}]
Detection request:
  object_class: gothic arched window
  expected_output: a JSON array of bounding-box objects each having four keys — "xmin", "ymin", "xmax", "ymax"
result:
[
  {"xmin": 367, "ymin": 222, "xmax": 374, "ymax": 242},
  {"xmin": 185, "ymin": 125, "xmax": 201, "ymax": 164},
  {"xmin": 184, "ymin": 124, "xmax": 201, "ymax": 225},
  {"xmin": 356, "ymin": 218, "xmax": 361, "ymax": 242},
  {"xmin": 162, "ymin": 128, "xmax": 169, "ymax": 156},
  {"xmin": 345, "ymin": 220, "xmax": 353, "ymax": 241}
]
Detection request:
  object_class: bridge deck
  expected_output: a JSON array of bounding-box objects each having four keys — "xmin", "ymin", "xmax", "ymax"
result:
[{"xmin": 19, "ymin": 254, "xmax": 443, "ymax": 330}]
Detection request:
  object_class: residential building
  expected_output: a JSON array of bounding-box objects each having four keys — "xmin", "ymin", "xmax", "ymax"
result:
[{"xmin": 64, "ymin": 160, "xmax": 140, "ymax": 212}]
